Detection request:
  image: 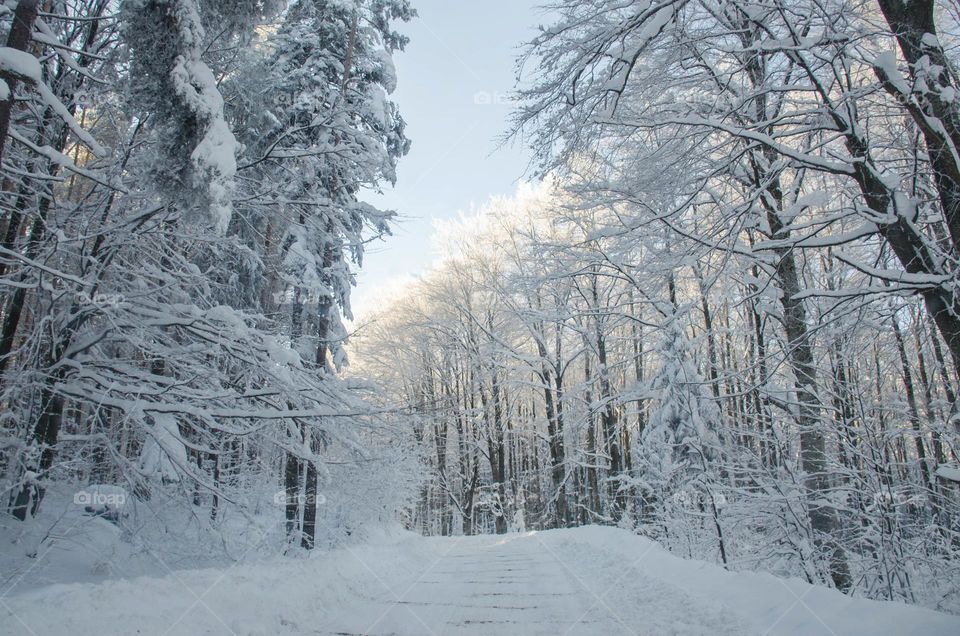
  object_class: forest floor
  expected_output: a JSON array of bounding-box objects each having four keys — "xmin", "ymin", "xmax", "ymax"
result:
[{"xmin": 2, "ymin": 525, "xmax": 959, "ymax": 635}]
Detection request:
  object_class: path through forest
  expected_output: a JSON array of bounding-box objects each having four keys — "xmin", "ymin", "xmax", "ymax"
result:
[
  {"xmin": 316, "ymin": 532, "xmax": 749, "ymax": 635},
  {"xmin": 3, "ymin": 526, "xmax": 959, "ymax": 635}
]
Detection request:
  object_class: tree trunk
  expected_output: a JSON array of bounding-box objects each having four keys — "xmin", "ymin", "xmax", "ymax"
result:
[
  {"xmin": 892, "ymin": 316, "xmax": 936, "ymax": 500},
  {"xmin": 876, "ymin": 0, "xmax": 960, "ymax": 253},
  {"xmin": 300, "ymin": 449, "xmax": 318, "ymax": 549},
  {"xmin": 284, "ymin": 448, "xmax": 301, "ymax": 539},
  {"xmin": 0, "ymin": 0, "xmax": 40, "ymax": 167},
  {"xmin": 10, "ymin": 382, "xmax": 63, "ymax": 520}
]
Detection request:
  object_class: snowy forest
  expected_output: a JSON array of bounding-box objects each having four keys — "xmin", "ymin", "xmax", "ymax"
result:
[
  {"xmin": 358, "ymin": 0, "xmax": 960, "ymax": 613},
  {"xmin": 1, "ymin": 0, "xmax": 960, "ymax": 634},
  {"xmin": 0, "ymin": 0, "xmax": 419, "ymax": 560}
]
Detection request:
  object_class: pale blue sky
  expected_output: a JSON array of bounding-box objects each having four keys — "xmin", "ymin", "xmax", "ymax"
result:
[{"xmin": 354, "ymin": 0, "xmax": 545, "ymax": 319}]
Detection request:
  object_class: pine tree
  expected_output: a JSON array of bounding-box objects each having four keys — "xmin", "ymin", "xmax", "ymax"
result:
[{"xmin": 637, "ymin": 307, "xmax": 726, "ymax": 562}]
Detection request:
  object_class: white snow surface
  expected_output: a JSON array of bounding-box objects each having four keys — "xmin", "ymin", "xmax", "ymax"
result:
[
  {"xmin": 936, "ymin": 464, "xmax": 960, "ymax": 482},
  {"xmin": 2, "ymin": 526, "xmax": 957, "ymax": 635},
  {"xmin": 0, "ymin": 47, "xmax": 42, "ymax": 83},
  {"xmin": 138, "ymin": 413, "xmax": 190, "ymax": 482}
]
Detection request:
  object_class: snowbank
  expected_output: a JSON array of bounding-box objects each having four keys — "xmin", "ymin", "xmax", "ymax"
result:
[
  {"xmin": 1, "ymin": 525, "xmax": 425, "ymax": 636},
  {"xmin": 538, "ymin": 526, "xmax": 960, "ymax": 635}
]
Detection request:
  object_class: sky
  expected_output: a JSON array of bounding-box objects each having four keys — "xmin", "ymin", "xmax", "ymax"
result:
[{"xmin": 352, "ymin": 0, "xmax": 545, "ymax": 320}]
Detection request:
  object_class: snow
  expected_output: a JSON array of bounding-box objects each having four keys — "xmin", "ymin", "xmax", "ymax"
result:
[
  {"xmin": 366, "ymin": 83, "xmax": 390, "ymax": 128},
  {"xmin": 0, "ymin": 46, "xmax": 106, "ymax": 157},
  {"xmin": 33, "ymin": 78, "xmax": 107, "ymax": 156},
  {"xmin": 2, "ymin": 2, "xmax": 960, "ymax": 634},
  {"xmin": 170, "ymin": 53, "xmax": 239, "ymax": 234},
  {"xmin": 373, "ymin": 46, "xmax": 398, "ymax": 94},
  {"xmin": 206, "ymin": 304, "xmax": 251, "ymax": 338},
  {"xmin": 0, "ymin": 47, "xmax": 42, "ymax": 83},
  {"xmin": 936, "ymin": 464, "xmax": 960, "ymax": 483},
  {"xmin": 2, "ymin": 526, "xmax": 957, "ymax": 635},
  {"xmin": 558, "ymin": 527, "xmax": 959, "ymax": 635},
  {"xmin": 75, "ymin": 484, "xmax": 128, "ymax": 509},
  {"xmin": 139, "ymin": 413, "xmax": 189, "ymax": 482},
  {"xmin": 190, "ymin": 117, "xmax": 238, "ymax": 234},
  {"xmin": 601, "ymin": 4, "xmax": 674, "ymax": 96}
]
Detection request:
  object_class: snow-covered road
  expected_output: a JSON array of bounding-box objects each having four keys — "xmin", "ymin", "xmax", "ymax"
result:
[
  {"xmin": 3, "ymin": 526, "xmax": 959, "ymax": 635},
  {"xmin": 317, "ymin": 532, "xmax": 749, "ymax": 635}
]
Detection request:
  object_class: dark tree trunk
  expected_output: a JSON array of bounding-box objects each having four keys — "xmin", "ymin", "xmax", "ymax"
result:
[
  {"xmin": 892, "ymin": 316, "xmax": 936, "ymax": 499},
  {"xmin": 284, "ymin": 449, "xmax": 301, "ymax": 539},
  {"xmin": 583, "ymin": 345, "xmax": 601, "ymax": 518},
  {"xmin": 876, "ymin": 0, "xmax": 960, "ymax": 253},
  {"xmin": 300, "ymin": 450, "xmax": 318, "ymax": 549},
  {"xmin": 534, "ymin": 317, "xmax": 567, "ymax": 528},
  {"xmin": 0, "ymin": 0, "xmax": 40, "ymax": 167},
  {"xmin": 773, "ymin": 241, "xmax": 849, "ymax": 589},
  {"xmin": 10, "ymin": 382, "xmax": 63, "ymax": 520}
]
